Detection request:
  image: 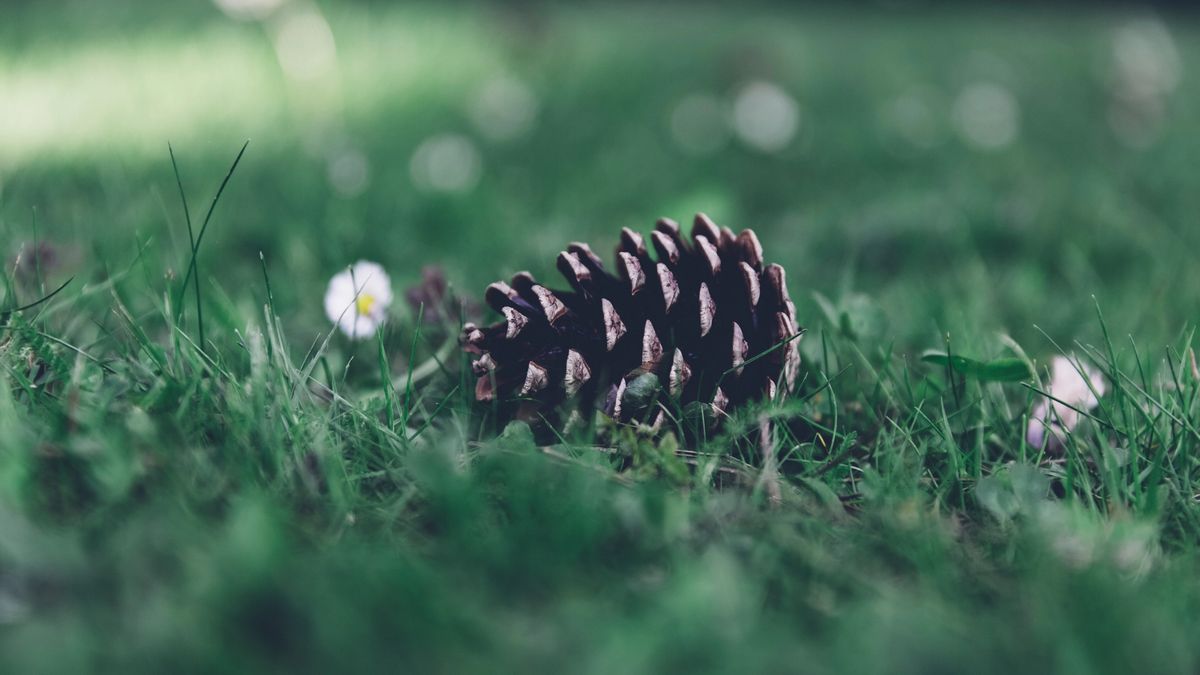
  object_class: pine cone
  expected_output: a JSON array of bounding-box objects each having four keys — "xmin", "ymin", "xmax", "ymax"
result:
[
  {"xmin": 404, "ymin": 264, "xmax": 480, "ymax": 327},
  {"xmin": 461, "ymin": 214, "xmax": 802, "ymax": 431}
]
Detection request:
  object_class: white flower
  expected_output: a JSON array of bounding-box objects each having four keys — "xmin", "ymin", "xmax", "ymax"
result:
[
  {"xmin": 324, "ymin": 261, "xmax": 393, "ymax": 340},
  {"xmin": 1027, "ymin": 355, "xmax": 1107, "ymax": 451}
]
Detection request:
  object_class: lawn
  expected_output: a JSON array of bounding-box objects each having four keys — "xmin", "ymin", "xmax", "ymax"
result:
[{"xmin": 2, "ymin": 1, "xmax": 1200, "ymax": 672}]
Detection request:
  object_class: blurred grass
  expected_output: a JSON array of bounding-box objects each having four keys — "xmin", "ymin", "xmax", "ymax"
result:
[
  {"xmin": 3, "ymin": 1, "xmax": 1199, "ymax": 348},
  {"xmin": 3, "ymin": 1, "xmax": 1200, "ymax": 673}
]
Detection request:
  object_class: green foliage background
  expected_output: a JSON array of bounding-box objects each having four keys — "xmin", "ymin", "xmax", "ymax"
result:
[{"xmin": 1, "ymin": 2, "xmax": 1199, "ymax": 672}]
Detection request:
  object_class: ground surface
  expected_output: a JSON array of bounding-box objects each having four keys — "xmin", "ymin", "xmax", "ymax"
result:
[{"xmin": 2, "ymin": 1, "xmax": 1200, "ymax": 673}]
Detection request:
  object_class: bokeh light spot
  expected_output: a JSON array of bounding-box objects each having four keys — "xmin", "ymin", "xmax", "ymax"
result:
[
  {"xmin": 469, "ymin": 76, "xmax": 540, "ymax": 142},
  {"xmin": 952, "ymin": 82, "xmax": 1019, "ymax": 150},
  {"xmin": 410, "ymin": 134, "xmax": 482, "ymax": 194},
  {"xmin": 327, "ymin": 149, "xmax": 370, "ymax": 197},
  {"xmin": 668, "ymin": 93, "xmax": 730, "ymax": 156},
  {"xmin": 732, "ymin": 81, "xmax": 800, "ymax": 154},
  {"xmin": 272, "ymin": 9, "xmax": 337, "ymax": 81},
  {"xmin": 213, "ymin": 0, "xmax": 285, "ymax": 21}
]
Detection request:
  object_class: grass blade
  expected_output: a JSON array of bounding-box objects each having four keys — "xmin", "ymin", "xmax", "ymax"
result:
[{"xmin": 172, "ymin": 140, "xmax": 250, "ymax": 350}]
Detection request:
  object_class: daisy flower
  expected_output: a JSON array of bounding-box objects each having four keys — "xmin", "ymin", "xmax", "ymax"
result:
[
  {"xmin": 324, "ymin": 261, "xmax": 393, "ymax": 339},
  {"xmin": 1027, "ymin": 355, "xmax": 1107, "ymax": 452}
]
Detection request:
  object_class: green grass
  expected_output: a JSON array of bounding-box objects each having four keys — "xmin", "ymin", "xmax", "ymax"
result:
[{"xmin": 2, "ymin": 1, "xmax": 1200, "ymax": 672}]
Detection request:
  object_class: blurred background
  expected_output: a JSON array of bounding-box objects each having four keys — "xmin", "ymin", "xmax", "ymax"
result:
[
  {"xmin": 2, "ymin": 0, "xmax": 1197, "ymax": 352},
  {"xmin": 5, "ymin": 3, "xmax": 1200, "ymax": 672}
]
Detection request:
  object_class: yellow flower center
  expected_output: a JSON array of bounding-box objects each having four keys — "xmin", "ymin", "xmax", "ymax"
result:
[{"xmin": 355, "ymin": 293, "xmax": 377, "ymax": 317}]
